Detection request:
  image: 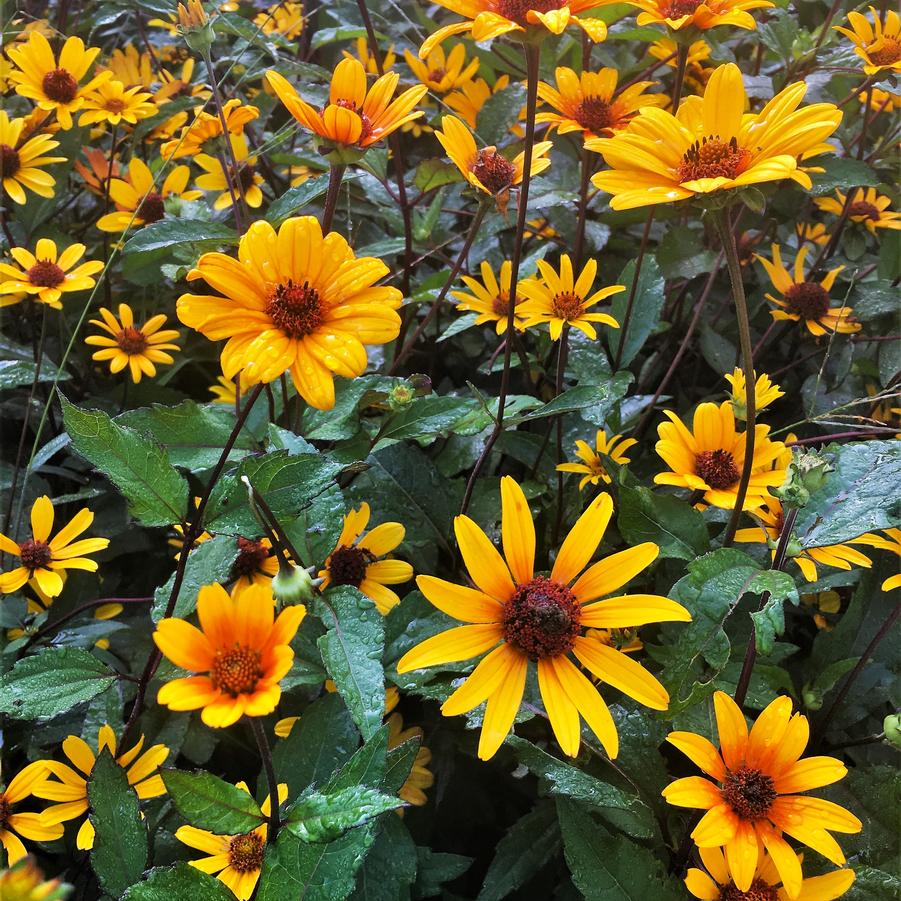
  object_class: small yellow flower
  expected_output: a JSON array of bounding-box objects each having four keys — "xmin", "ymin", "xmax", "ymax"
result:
[
  {"xmin": 0, "ymin": 239, "xmax": 103, "ymax": 309},
  {"xmin": 853, "ymin": 528, "xmax": 901, "ymax": 591},
  {"xmin": 557, "ymin": 430, "xmax": 637, "ymax": 490},
  {"xmin": 0, "ymin": 856, "xmax": 70, "ymax": 898},
  {"xmin": 342, "ymin": 38, "xmax": 397, "ymax": 75},
  {"xmin": 98, "ymin": 44, "xmax": 155, "ymax": 89},
  {"xmin": 0, "ymin": 110, "xmax": 65, "ymax": 205},
  {"xmin": 452, "ymin": 260, "xmax": 525, "ymax": 334},
  {"xmin": 177, "ymin": 0, "xmax": 209, "ymax": 28},
  {"xmin": 0, "ymin": 763, "xmax": 64, "ymax": 863},
  {"xmin": 79, "ymin": 78, "xmax": 156, "ymax": 127},
  {"xmin": 195, "ymin": 133, "xmax": 265, "ymax": 210},
  {"xmin": 725, "ymin": 368, "xmax": 784, "ymax": 420},
  {"xmin": 861, "ymin": 86, "xmax": 901, "ymax": 114},
  {"xmin": 619, "ymin": 0, "xmax": 773, "ymax": 31},
  {"xmin": 834, "ymin": 7, "xmax": 901, "ymax": 74},
  {"xmin": 795, "ymin": 222, "xmax": 829, "ymax": 247},
  {"xmin": 228, "ymin": 536, "xmax": 279, "ymax": 599},
  {"xmin": 404, "ymin": 43, "xmax": 479, "ymax": 94},
  {"xmin": 254, "ymin": 1, "xmax": 305, "ymax": 39},
  {"xmin": 445, "ymin": 75, "xmax": 510, "ymax": 129},
  {"xmin": 815, "ymin": 187, "xmax": 901, "ymax": 235},
  {"xmin": 161, "ymin": 99, "xmax": 259, "ymax": 159},
  {"xmin": 386, "ymin": 706, "xmax": 434, "ymax": 811},
  {"xmin": 209, "ymin": 372, "xmax": 252, "ymax": 404}
]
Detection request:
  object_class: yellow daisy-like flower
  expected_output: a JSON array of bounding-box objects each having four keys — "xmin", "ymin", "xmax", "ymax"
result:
[
  {"xmin": 397, "ymin": 477, "xmax": 692, "ymax": 761},
  {"xmin": 655, "ymin": 401, "xmax": 787, "ymax": 510},
  {"xmin": 36, "ymin": 724, "xmax": 168, "ymax": 851},
  {"xmin": 160, "ymin": 99, "xmax": 260, "ymax": 160},
  {"xmin": 0, "ymin": 110, "xmax": 65, "ymax": 205},
  {"xmin": 73, "ymin": 147, "xmax": 121, "ymax": 196},
  {"xmin": 755, "ymin": 244, "xmax": 860, "ymax": 337},
  {"xmin": 99, "ymin": 44, "xmax": 155, "ymax": 89},
  {"xmin": 0, "ymin": 239, "xmax": 103, "ymax": 310},
  {"xmin": 386, "ymin": 707, "xmax": 434, "ymax": 810},
  {"xmin": 834, "ymin": 7, "xmax": 901, "ymax": 74},
  {"xmin": 862, "ymin": 86, "xmax": 901, "ymax": 114},
  {"xmin": 0, "ymin": 763, "xmax": 63, "ymax": 863},
  {"xmin": 7, "ymin": 32, "xmax": 109, "ymax": 130},
  {"xmin": 0, "ymin": 857, "xmax": 69, "ymax": 898},
  {"xmin": 853, "ymin": 528, "xmax": 901, "ymax": 591},
  {"xmin": 815, "ymin": 188, "xmax": 901, "ymax": 235},
  {"xmin": 590, "ymin": 64, "xmax": 842, "ymax": 211},
  {"xmin": 153, "ymin": 583, "xmax": 306, "ymax": 728},
  {"xmin": 649, "ymin": 37, "xmax": 711, "ymax": 67},
  {"xmin": 208, "ymin": 372, "xmax": 253, "ymax": 405},
  {"xmin": 517, "ymin": 254, "xmax": 623, "ymax": 341},
  {"xmin": 177, "ymin": 216, "xmax": 402, "ymax": 410},
  {"xmin": 445, "ymin": 75, "xmax": 510, "ymax": 128},
  {"xmin": 154, "ymin": 58, "xmax": 207, "ymax": 104},
  {"xmin": 538, "ymin": 67, "xmax": 665, "ymax": 139},
  {"xmin": 557, "ymin": 430, "xmax": 637, "ymax": 490},
  {"xmin": 452, "ymin": 260, "xmax": 525, "ymax": 334},
  {"xmin": 663, "ymin": 692, "xmax": 862, "ymax": 896},
  {"xmin": 194, "ymin": 133, "xmax": 264, "ymax": 211},
  {"xmin": 86, "ymin": 303, "xmax": 181, "ymax": 384},
  {"xmin": 404, "ymin": 44, "xmax": 479, "ymax": 94},
  {"xmin": 0, "ymin": 496, "xmax": 109, "ymax": 598},
  {"xmin": 228, "ymin": 536, "xmax": 279, "ymax": 599},
  {"xmin": 176, "ymin": 781, "xmax": 287, "ymax": 900},
  {"xmin": 319, "ymin": 503, "xmax": 413, "ymax": 615},
  {"xmin": 78, "ymin": 78, "xmax": 156, "ymax": 128},
  {"xmin": 619, "ymin": 0, "xmax": 772, "ymax": 31},
  {"xmin": 255, "ymin": 1, "xmax": 305, "ymax": 39},
  {"xmin": 266, "ymin": 58, "xmax": 427, "ymax": 153},
  {"xmin": 342, "ymin": 38, "xmax": 398, "ymax": 75},
  {"xmin": 795, "ymin": 222, "xmax": 829, "ymax": 247},
  {"xmin": 725, "ymin": 368, "xmax": 784, "ymax": 420}
]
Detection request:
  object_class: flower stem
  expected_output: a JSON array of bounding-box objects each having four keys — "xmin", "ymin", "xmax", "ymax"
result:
[
  {"xmin": 251, "ymin": 716, "xmax": 281, "ymax": 840},
  {"xmin": 612, "ymin": 209, "xmax": 654, "ymax": 371},
  {"xmin": 573, "ymin": 144, "xmax": 592, "ymax": 269},
  {"xmin": 671, "ymin": 44, "xmax": 689, "ymax": 113},
  {"xmin": 321, "ymin": 163, "xmax": 347, "ymax": 234},
  {"xmin": 553, "ymin": 326, "xmax": 570, "ymax": 544}
]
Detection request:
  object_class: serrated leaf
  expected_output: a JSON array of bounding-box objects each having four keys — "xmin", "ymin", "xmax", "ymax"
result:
[
  {"xmin": 512, "ymin": 373, "xmax": 632, "ymax": 425},
  {"xmin": 123, "ymin": 219, "xmax": 239, "ymax": 255},
  {"xmin": 0, "ymin": 358, "xmax": 70, "ymax": 390},
  {"xmin": 162, "ymin": 769, "xmax": 265, "ymax": 834},
  {"xmin": 749, "ymin": 571, "xmax": 801, "ymax": 655},
  {"xmin": 606, "ymin": 257, "xmax": 665, "ymax": 367},
  {"xmin": 286, "ymin": 786, "xmax": 402, "ymax": 842},
  {"xmin": 325, "ymin": 726, "xmax": 389, "ymax": 793},
  {"xmin": 122, "ymin": 863, "xmax": 238, "ymax": 900},
  {"xmin": 808, "ymin": 157, "xmax": 880, "ymax": 196},
  {"xmin": 476, "ymin": 82, "xmax": 527, "ymax": 145},
  {"xmin": 617, "ymin": 485, "xmax": 710, "ymax": 561},
  {"xmin": 350, "ymin": 815, "xmax": 418, "ymax": 901}
]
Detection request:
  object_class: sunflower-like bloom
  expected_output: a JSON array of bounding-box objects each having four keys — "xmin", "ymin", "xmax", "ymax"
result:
[
  {"xmin": 7, "ymin": 32, "xmax": 110, "ymax": 130},
  {"xmin": 0, "ymin": 110, "xmax": 65, "ymax": 205},
  {"xmin": 177, "ymin": 216, "xmax": 402, "ymax": 410},
  {"xmin": 834, "ymin": 7, "xmax": 901, "ymax": 74},
  {"xmin": 663, "ymin": 692, "xmax": 862, "ymax": 896},
  {"xmin": 160, "ymin": 99, "xmax": 259, "ymax": 159},
  {"xmin": 153, "ymin": 583, "xmax": 306, "ymax": 727},
  {"xmin": 445, "ymin": 75, "xmax": 510, "ymax": 128},
  {"xmin": 319, "ymin": 502, "xmax": 413, "ymax": 615},
  {"xmin": 755, "ymin": 245, "xmax": 860, "ymax": 337},
  {"xmin": 0, "ymin": 857, "xmax": 69, "ymax": 899},
  {"xmin": 98, "ymin": 44, "xmax": 155, "ymax": 89},
  {"xmin": 655, "ymin": 401, "xmax": 786, "ymax": 510},
  {"xmin": 649, "ymin": 39, "xmax": 713, "ymax": 96},
  {"xmin": 862, "ymin": 86, "xmax": 901, "ymax": 114},
  {"xmin": 725, "ymin": 368, "xmax": 784, "ymax": 421},
  {"xmin": 815, "ymin": 188, "xmax": 901, "ymax": 235},
  {"xmin": 452, "ymin": 260, "xmax": 525, "ymax": 334},
  {"xmin": 79, "ymin": 79, "xmax": 156, "ymax": 128},
  {"xmin": 384, "ymin": 690, "xmax": 434, "ymax": 810},
  {"xmin": 342, "ymin": 37, "xmax": 398, "ymax": 75},
  {"xmin": 255, "ymin": 0, "xmax": 305, "ymax": 39},
  {"xmin": 209, "ymin": 371, "xmax": 252, "ymax": 405},
  {"xmin": 228, "ymin": 536, "xmax": 279, "ymax": 599},
  {"xmin": 853, "ymin": 528, "xmax": 901, "ymax": 591},
  {"xmin": 517, "ymin": 254, "xmax": 622, "ymax": 340},
  {"xmin": 795, "ymin": 222, "xmax": 829, "ymax": 247},
  {"xmin": 266, "ymin": 58, "xmax": 427, "ymax": 155},
  {"xmin": 538, "ymin": 67, "xmax": 665, "ymax": 139},
  {"xmin": 686, "ymin": 844, "xmax": 855, "ymax": 901},
  {"xmin": 194, "ymin": 133, "xmax": 264, "ymax": 210},
  {"xmin": 619, "ymin": 0, "xmax": 772, "ymax": 31},
  {"xmin": 397, "ymin": 477, "xmax": 691, "ymax": 761},
  {"xmin": 0, "ymin": 763, "xmax": 63, "ymax": 863},
  {"xmin": 557, "ymin": 430, "xmax": 637, "ymax": 490},
  {"xmin": 86, "ymin": 303, "xmax": 181, "ymax": 384},
  {"xmin": 36, "ymin": 725, "xmax": 168, "ymax": 850},
  {"xmin": 0, "ymin": 239, "xmax": 103, "ymax": 309},
  {"xmin": 176, "ymin": 781, "xmax": 287, "ymax": 900},
  {"xmin": 0, "ymin": 496, "xmax": 109, "ymax": 598},
  {"xmin": 404, "ymin": 44, "xmax": 479, "ymax": 94},
  {"xmin": 590, "ymin": 64, "xmax": 842, "ymax": 211}
]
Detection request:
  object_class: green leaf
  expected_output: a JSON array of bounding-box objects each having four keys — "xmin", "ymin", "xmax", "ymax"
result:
[
  {"xmin": 122, "ymin": 863, "xmax": 238, "ymax": 900},
  {"xmin": 845, "ymin": 867, "xmax": 901, "ymax": 900},
  {"xmin": 617, "ymin": 485, "xmax": 710, "ymax": 560},
  {"xmin": 512, "ymin": 373, "xmax": 633, "ymax": 425},
  {"xmin": 749, "ymin": 571, "xmax": 801, "ymax": 655},
  {"xmin": 0, "ymin": 358, "xmax": 70, "ymax": 391},
  {"xmin": 606, "ymin": 257, "xmax": 665, "ymax": 367},
  {"xmin": 285, "ymin": 786, "xmax": 401, "ymax": 842},
  {"xmin": 0, "ymin": 648, "xmax": 116, "ymax": 720},
  {"xmin": 266, "ymin": 174, "xmax": 360, "ymax": 226},
  {"xmin": 373, "ymin": 395, "xmax": 478, "ymax": 447},
  {"xmin": 350, "ymin": 815, "xmax": 418, "ymax": 901},
  {"xmin": 316, "ymin": 587, "xmax": 386, "ymax": 741},
  {"xmin": 657, "ymin": 227, "xmax": 718, "ymax": 280},
  {"xmin": 60, "ymin": 393, "xmax": 189, "ymax": 527},
  {"xmin": 808, "ymin": 157, "xmax": 880, "ymax": 196},
  {"xmin": 413, "ymin": 849, "xmax": 472, "ymax": 898},
  {"xmin": 325, "ymin": 726, "xmax": 389, "ymax": 792},
  {"xmin": 122, "ymin": 219, "xmax": 239, "ymax": 256},
  {"xmin": 383, "ymin": 738, "xmax": 421, "ymax": 797},
  {"xmin": 476, "ymin": 82, "xmax": 527, "ymax": 145},
  {"xmin": 89, "ymin": 749, "xmax": 148, "ymax": 898},
  {"xmin": 162, "ymin": 769, "xmax": 265, "ymax": 834},
  {"xmin": 413, "ymin": 159, "xmax": 461, "ymax": 193}
]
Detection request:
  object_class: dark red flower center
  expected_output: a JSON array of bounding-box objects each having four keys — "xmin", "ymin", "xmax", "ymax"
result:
[
  {"xmin": 42, "ymin": 67, "xmax": 79, "ymax": 103},
  {"xmin": 848, "ymin": 200, "xmax": 880, "ymax": 221},
  {"xmin": 784, "ymin": 281, "xmax": 830, "ymax": 320},
  {"xmin": 660, "ymin": 0, "xmax": 704, "ymax": 18},
  {"xmin": 551, "ymin": 291, "xmax": 584, "ymax": 321},
  {"xmin": 116, "ymin": 326, "xmax": 149, "ymax": 355},
  {"xmin": 211, "ymin": 645, "xmax": 264, "ymax": 696},
  {"xmin": 0, "ymin": 144, "xmax": 21, "ymax": 179},
  {"xmin": 266, "ymin": 280, "xmax": 324, "ymax": 339},
  {"xmin": 575, "ymin": 96, "xmax": 616, "ymax": 134},
  {"xmin": 0, "ymin": 795, "xmax": 9, "ymax": 830},
  {"xmin": 868, "ymin": 37, "xmax": 901, "ymax": 66},
  {"xmin": 27, "ymin": 260, "xmax": 66, "ymax": 289},
  {"xmin": 328, "ymin": 545, "xmax": 377, "ymax": 588},
  {"xmin": 228, "ymin": 831, "xmax": 264, "ymax": 872},
  {"xmin": 104, "ymin": 97, "xmax": 127, "ymax": 113},
  {"xmin": 231, "ymin": 537, "xmax": 270, "ymax": 579},
  {"xmin": 695, "ymin": 449, "xmax": 740, "ymax": 490},
  {"xmin": 427, "ymin": 67, "xmax": 448, "ymax": 84},
  {"xmin": 722, "ymin": 766, "xmax": 777, "ymax": 820},
  {"xmin": 495, "ymin": 0, "xmax": 565, "ymax": 26},
  {"xmin": 471, "ymin": 149, "xmax": 516, "ymax": 195},
  {"xmin": 333, "ymin": 98, "xmax": 373, "ymax": 142},
  {"xmin": 491, "ymin": 290, "xmax": 512, "ymax": 318},
  {"xmin": 230, "ymin": 163, "xmax": 257, "ymax": 193},
  {"xmin": 136, "ymin": 191, "xmax": 166, "ymax": 224},
  {"xmin": 502, "ymin": 576, "xmax": 581, "ymax": 659},
  {"xmin": 677, "ymin": 136, "xmax": 751, "ymax": 184},
  {"xmin": 719, "ymin": 880, "xmax": 778, "ymax": 901},
  {"xmin": 19, "ymin": 538, "xmax": 53, "ymax": 571}
]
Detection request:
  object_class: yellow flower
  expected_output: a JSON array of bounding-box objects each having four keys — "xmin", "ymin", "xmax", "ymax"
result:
[
  {"xmin": 445, "ymin": 75, "xmax": 510, "ymax": 128},
  {"xmin": 0, "ymin": 239, "xmax": 103, "ymax": 309},
  {"xmin": 161, "ymin": 99, "xmax": 259, "ymax": 159},
  {"xmin": 590, "ymin": 64, "xmax": 842, "ymax": 211},
  {"xmin": 154, "ymin": 58, "xmax": 207, "ymax": 104},
  {"xmin": 98, "ymin": 44, "xmax": 155, "ymax": 89},
  {"xmin": 194, "ymin": 133, "xmax": 264, "ymax": 210},
  {"xmin": 655, "ymin": 401, "xmax": 787, "ymax": 510},
  {"xmin": 539, "ymin": 67, "xmax": 665, "ymax": 139},
  {"xmin": 452, "ymin": 260, "xmax": 525, "ymax": 334},
  {"xmin": 0, "ymin": 496, "xmax": 109, "ymax": 598},
  {"xmin": 755, "ymin": 244, "xmax": 860, "ymax": 337},
  {"xmin": 254, "ymin": 1, "xmax": 305, "ymax": 39},
  {"xmin": 795, "ymin": 222, "xmax": 829, "ymax": 247},
  {"xmin": 649, "ymin": 37, "xmax": 711, "ymax": 67},
  {"xmin": 73, "ymin": 147, "xmax": 121, "ymax": 196},
  {"xmin": 663, "ymin": 692, "xmax": 861, "ymax": 895},
  {"xmin": 0, "ymin": 856, "xmax": 69, "ymax": 899},
  {"xmin": 153, "ymin": 583, "xmax": 306, "ymax": 727},
  {"xmin": 861, "ymin": 86, "xmax": 901, "ymax": 113},
  {"xmin": 557, "ymin": 430, "xmax": 637, "ymax": 490},
  {"xmin": 209, "ymin": 371, "xmax": 253, "ymax": 404},
  {"xmin": 78, "ymin": 78, "xmax": 156, "ymax": 127},
  {"xmin": 285, "ymin": 163, "xmax": 325, "ymax": 186},
  {"xmin": 177, "ymin": 216, "xmax": 402, "ymax": 410},
  {"xmin": 725, "ymin": 368, "xmax": 784, "ymax": 420},
  {"xmin": 397, "ymin": 477, "xmax": 691, "ymax": 760},
  {"xmin": 177, "ymin": 0, "xmax": 208, "ymax": 28},
  {"xmin": 176, "ymin": 781, "xmax": 287, "ymax": 900},
  {"xmin": 404, "ymin": 43, "xmax": 479, "ymax": 94},
  {"xmin": 619, "ymin": 0, "xmax": 772, "ymax": 31},
  {"xmin": 834, "ymin": 7, "xmax": 901, "ymax": 74},
  {"xmin": 0, "ymin": 110, "xmax": 65, "ymax": 205},
  {"xmin": 815, "ymin": 187, "xmax": 901, "ymax": 235},
  {"xmin": 7, "ymin": 32, "xmax": 110, "ymax": 130},
  {"xmin": 86, "ymin": 303, "xmax": 181, "ymax": 383},
  {"xmin": 228, "ymin": 536, "xmax": 279, "ymax": 599},
  {"xmin": 517, "ymin": 254, "xmax": 622, "ymax": 340},
  {"xmin": 342, "ymin": 38, "xmax": 398, "ymax": 75},
  {"xmin": 0, "ymin": 763, "xmax": 64, "ymax": 863},
  {"xmin": 853, "ymin": 528, "xmax": 901, "ymax": 591},
  {"xmin": 386, "ymin": 710, "xmax": 434, "ymax": 810},
  {"xmin": 36, "ymin": 724, "xmax": 168, "ymax": 850},
  {"xmin": 319, "ymin": 503, "xmax": 413, "ymax": 615}
]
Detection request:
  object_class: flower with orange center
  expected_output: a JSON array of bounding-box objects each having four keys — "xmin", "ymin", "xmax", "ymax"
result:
[
  {"xmin": 655, "ymin": 401, "xmax": 787, "ymax": 510},
  {"xmin": 834, "ymin": 7, "xmax": 901, "ymax": 74},
  {"xmin": 160, "ymin": 99, "xmax": 259, "ymax": 159},
  {"xmin": 0, "ymin": 762, "xmax": 63, "ymax": 863},
  {"xmin": 590, "ymin": 64, "xmax": 842, "ymax": 211},
  {"xmin": 194, "ymin": 133, "xmax": 265, "ymax": 210},
  {"xmin": 397, "ymin": 477, "xmax": 691, "ymax": 761},
  {"xmin": 73, "ymin": 147, "xmax": 121, "ymax": 196},
  {"xmin": 815, "ymin": 187, "xmax": 901, "ymax": 236},
  {"xmin": 663, "ymin": 692, "xmax": 861, "ymax": 896},
  {"xmin": 319, "ymin": 503, "xmax": 413, "ymax": 615},
  {"xmin": 618, "ymin": 0, "xmax": 772, "ymax": 31},
  {"xmin": 0, "ymin": 239, "xmax": 103, "ymax": 309},
  {"xmin": 177, "ymin": 216, "xmax": 402, "ymax": 410},
  {"xmin": 153, "ymin": 583, "xmax": 306, "ymax": 727},
  {"xmin": 86, "ymin": 303, "xmax": 181, "ymax": 384},
  {"xmin": 445, "ymin": 75, "xmax": 510, "ymax": 128},
  {"xmin": 557, "ymin": 430, "xmax": 637, "ymax": 490},
  {"xmin": 404, "ymin": 43, "xmax": 480, "ymax": 94},
  {"xmin": 78, "ymin": 78, "xmax": 157, "ymax": 128},
  {"xmin": 755, "ymin": 244, "xmax": 860, "ymax": 337},
  {"xmin": 229, "ymin": 536, "xmax": 279, "ymax": 599},
  {"xmin": 7, "ymin": 32, "xmax": 110, "ymax": 130},
  {"xmin": 538, "ymin": 67, "xmax": 666, "ymax": 139},
  {"xmin": 452, "ymin": 260, "xmax": 526, "ymax": 334},
  {"xmin": 0, "ymin": 110, "xmax": 65, "ymax": 205}
]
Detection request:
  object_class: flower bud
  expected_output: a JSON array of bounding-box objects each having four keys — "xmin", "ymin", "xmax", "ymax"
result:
[
  {"xmin": 884, "ymin": 713, "xmax": 901, "ymax": 749},
  {"xmin": 773, "ymin": 448, "xmax": 833, "ymax": 511},
  {"xmin": 388, "ymin": 383, "xmax": 414, "ymax": 411},
  {"xmin": 271, "ymin": 563, "xmax": 317, "ymax": 605},
  {"xmin": 177, "ymin": 0, "xmax": 216, "ymax": 54}
]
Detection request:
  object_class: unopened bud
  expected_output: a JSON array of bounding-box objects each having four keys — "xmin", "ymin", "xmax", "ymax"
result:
[
  {"xmin": 177, "ymin": 0, "xmax": 215, "ymax": 53},
  {"xmin": 802, "ymin": 687, "xmax": 822, "ymax": 711},
  {"xmin": 773, "ymin": 448, "xmax": 833, "ymax": 511},
  {"xmin": 408, "ymin": 373, "xmax": 432, "ymax": 396},
  {"xmin": 388, "ymin": 383, "xmax": 414, "ymax": 411},
  {"xmin": 271, "ymin": 563, "xmax": 317, "ymax": 605},
  {"xmin": 884, "ymin": 713, "xmax": 901, "ymax": 749}
]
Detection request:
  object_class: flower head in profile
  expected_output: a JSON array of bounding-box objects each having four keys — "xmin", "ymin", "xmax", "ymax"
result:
[
  {"xmin": 619, "ymin": 0, "xmax": 773, "ymax": 32},
  {"xmin": 663, "ymin": 692, "xmax": 861, "ymax": 896},
  {"xmin": 176, "ymin": 781, "xmax": 287, "ymax": 900},
  {"xmin": 452, "ymin": 260, "xmax": 525, "ymax": 334},
  {"xmin": 557, "ymin": 430, "xmax": 637, "ymax": 490},
  {"xmin": 445, "ymin": 75, "xmax": 510, "ymax": 128},
  {"xmin": 194, "ymin": 133, "xmax": 264, "ymax": 210},
  {"xmin": 815, "ymin": 188, "xmax": 901, "ymax": 235},
  {"xmin": 161, "ymin": 99, "xmax": 259, "ymax": 159},
  {"xmin": 0, "ymin": 763, "xmax": 63, "ymax": 863},
  {"xmin": 0, "ymin": 496, "xmax": 109, "ymax": 598},
  {"xmin": 404, "ymin": 44, "xmax": 479, "ymax": 94},
  {"xmin": 590, "ymin": 64, "xmax": 842, "ymax": 210},
  {"xmin": 398, "ymin": 477, "xmax": 691, "ymax": 760},
  {"xmin": 0, "ymin": 857, "xmax": 70, "ymax": 899},
  {"xmin": 209, "ymin": 371, "xmax": 253, "ymax": 405},
  {"xmin": 319, "ymin": 503, "xmax": 413, "ymax": 615},
  {"xmin": 153, "ymin": 583, "xmax": 305, "ymax": 727},
  {"xmin": 725, "ymin": 368, "xmax": 784, "ymax": 421},
  {"xmin": 0, "ymin": 239, "xmax": 103, "ymax": 309},
  {"xmin": 0, "ymin": 110, "xmax": 65, "ymax": 205},
  {"xmin": 79, "ymin": 79, "xmax": 156, "ymax": 128},
  {"xmin": 834, "ymin": 7, "xmax": 901, "ymax": 74},
  {"xmin": 853, "ymin": 528, "xmax": 901, "ymax": 591},
  {"xmin": 36, "ymin": 725, "xmax": 168, "ymax": 850},
  {"xmin": 177, "ymin": 216, "xmax": 403, "ymax": 410},
  {"xmin": 517, "ymin": 254, "xmax": 623, "ymax": 340},
  {"xmin": 755, "ymin": 245, "xmax": 860, "ymax": 337},
  {"xmin": 384, "ymin": 691, "xmax": 434, "ymax": 810}
]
